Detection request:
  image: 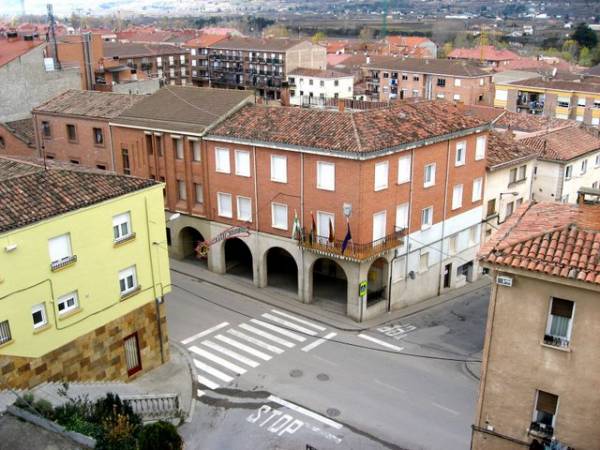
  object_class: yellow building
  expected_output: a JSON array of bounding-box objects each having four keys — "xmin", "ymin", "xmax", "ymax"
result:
[
  {"xmin": 494, "ymin": 76, "xmax": 600, "ymax": 126},
  {"xmin": 0, "ymin": 158, "xmax": 171, "ymax": 389}
]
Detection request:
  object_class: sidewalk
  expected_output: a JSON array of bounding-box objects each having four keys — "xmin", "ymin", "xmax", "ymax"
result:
[{"xmin": 169, "ymin": 258, "xmax": 491, "ymax": 332}]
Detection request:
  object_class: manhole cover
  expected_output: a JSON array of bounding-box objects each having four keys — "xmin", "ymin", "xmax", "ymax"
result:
[
  {"xmin": 289, "ymin": 369, "xmax": 303, "ymax": 378},
  {"xmin": 316, "ymin": 373, "xmax": 330, "ymax": 381},
  {"xmin": 326, "ymin": 408, "xmax": 340, "ymax": 418}
]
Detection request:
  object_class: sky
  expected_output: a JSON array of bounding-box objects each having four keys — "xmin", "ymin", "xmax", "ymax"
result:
[{"xmin": 2, "ymin": 0, "xmax": 80, "ymax": 17}]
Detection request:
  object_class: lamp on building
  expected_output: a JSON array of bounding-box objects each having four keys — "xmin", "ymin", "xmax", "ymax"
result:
[{"xmin": 343, "ymin": 203, "xmax": 352, "ymax": 218}]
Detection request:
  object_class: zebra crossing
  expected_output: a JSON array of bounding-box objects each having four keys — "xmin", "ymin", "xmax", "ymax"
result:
[{"xmin": 181, "ymin": 309, "xmax": 337, "ymax": 395}]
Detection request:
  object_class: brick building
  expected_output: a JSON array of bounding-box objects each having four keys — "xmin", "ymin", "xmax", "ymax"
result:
[
  {"xmin": 153, "ymin": 100, "xmax": 490, "ymax": 321},
  {"xmin": 32, "ymin": 90, "xmax": 144, "ymax": 170},
  {"xmin": 0, "ymin": 118, "xmax": 36, "ymax": 158},
  {"xmin": 474, "ymin": 195, "xmax": 600, "ymax": 450},
  {"xmin": 448, "ymin": 46, "xmax": 520, "ymax": 68},
  {"xmin": 363, "ymin": 58, "xmax": 493, "ymax": 105},
  {"xmin": 186, "ymin": 36, "xmax": 327, "ymax": 100}
]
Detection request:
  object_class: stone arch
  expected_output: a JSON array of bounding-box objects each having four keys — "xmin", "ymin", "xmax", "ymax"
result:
[
  {"xmin": 179, "ymin": 226, "xmax": 206, "ymax": 261},
  {"xmin": 310, "ymin": 257, "xmax": 349, "ymax": 310},
  {"xmin": 366, "ymin": 257, "xmax": 390, "ymax": 306},
  {"xmin": 265, "ymin": 246, "xmax": 299, "ymax": 295},
  {"xmin": 224, "ymin": 237, "xmax": 253, "ymax": 279}
]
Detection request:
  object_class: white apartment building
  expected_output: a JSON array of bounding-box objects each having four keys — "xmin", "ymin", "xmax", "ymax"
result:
[{"xmin": 287, "ymin": 68, "xmax": 354, "ymax": 106}]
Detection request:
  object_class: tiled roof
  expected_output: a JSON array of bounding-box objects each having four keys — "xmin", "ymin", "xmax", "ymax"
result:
[
  {"xmin": 507, "ymin": 76, "xmax": 600, "ymax": 94},
  {"xmin": 103, "ymin": 42, "xmax": 187, "ymax": 59},
  {"xmin": 0, "ymin": 157, "xmax": 156, "ymax": 233},
  {"xmin": 112, "ymin": 86, "xmax": 254, "ymax": 134},
  {"xmin": 520, "ymin": 126, "xmax": 600, "ymax": 161},
  {"xmin": 386, "ymin": 36, "xmax": 432, "ymax": 47},
  {"xmin": 0, "ymin": 37, "xmax": 44, "ymax": 68},
  {"xmin": 364, "ymin": 57, "xmax": 489, "ymax": 77},
  {"xmin": 583, "ymin": 63, "xmax": 600, "ymax": 77},
  {"xmin": 448, "ymin": 46, "xmax": 521, "ymax": 62},
  {"xmin": 184, "ymin": 33, "xmax": 228, "ymax": 48},
  {"xmin": 495, "ymin": 57, "xmax": 578, "ymax": 74},
  {"xmin": 479, "ymin": 201, "xmax": 600, "ymax": 285},
  {"xmin": 487, "ymin": 131, "xmax": 537, "ymax": 170},
  {"xmin": 207, "ymin": 36, "xmax": 305, "ymax": 52},
  {"xmin": 33, "ymin": 90, "xmax": 145, "ymax": 119},
  {"xmin": 2, "ymin": 118, "xmax": 35, "ymax": 147},
  {"xmin": 288, "ymin": 68, "xmax": 351, "ymax": 79},
  {"xmin": 458, "ymin": 104, "xmax": 572, "ymax": 133},
  {"xmin": 208, "ymin": 100, "xmax": 489, "ymax": 155}
]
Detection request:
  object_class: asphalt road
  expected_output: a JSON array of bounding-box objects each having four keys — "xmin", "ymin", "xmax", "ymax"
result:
[{"xmin": 167, "ymin": 270, "xmax": 490, "ymax": 450}]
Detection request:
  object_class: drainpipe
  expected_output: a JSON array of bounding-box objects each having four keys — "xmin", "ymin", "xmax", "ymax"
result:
[
  {"xmin": 438, "ymin": 138, "xmax": 451, "ymax": 297},
  {"xmin": 253, "ymin": 145, "xmax": 260, "ymax": 284}
]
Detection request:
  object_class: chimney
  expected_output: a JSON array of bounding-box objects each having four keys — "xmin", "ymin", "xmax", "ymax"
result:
[{"xmin": 338, "ymin": 98, "xmax": 346, "ymax": 112}]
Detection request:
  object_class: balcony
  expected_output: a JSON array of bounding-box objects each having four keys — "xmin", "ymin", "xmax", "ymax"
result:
[
  {"xmin": 543, "ymin": 334, "xmax": 569, "ymax": 349},
  {"xmin": 529, "ymin": 421, "xmax": 553, "ymax": 439},
  {"xmin": 300, "ymin": 228, "xmax": 405, "ymax": 262},
  {"xmin": 50, "ymin": 255, "xmax": 77, "ymax": 271}
]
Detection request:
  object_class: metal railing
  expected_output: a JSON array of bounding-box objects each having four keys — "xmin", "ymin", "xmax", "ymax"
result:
[
  {"xmin": 122, "ymin": 394, "xmax": 181, "ymax": 423},
  {"xmin": 543, "ymin": 334, "xmax": 569, "ymax": 348},
  {"xmin": 300, "ymin": 228, "xmax": 405, "ymax": 261},
  {"xmin": 529, "ymin": 421, "xmax": 553, "ymax": 438}
]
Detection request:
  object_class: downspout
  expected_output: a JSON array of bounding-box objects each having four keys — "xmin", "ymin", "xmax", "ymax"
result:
[
  {"xmin": 403, "ymin": 149, "xmax": 415, "ymax": 282},
  {"xmin": 253, "ymin": 145, "xmax": 260, "ymax": 283},
  {"xmin": 108, "ymin": 123, "xmax": 117, "ymax": 171},
  {"xmin": 300, "ymin": 152, "xmax": 305, "ymax": 301},
  {"xmin": 438, "ymin": 138, "xmax": 451, "ymax": 297}
]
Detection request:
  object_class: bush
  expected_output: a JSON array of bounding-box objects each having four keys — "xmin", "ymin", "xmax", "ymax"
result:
[
  {"xmin": 33, "ymin": 399, "xmax": 54, "ymax": 420},
  {"xmin": 138, "ymin": 421, "xmax": 183, "ymax": 450}
]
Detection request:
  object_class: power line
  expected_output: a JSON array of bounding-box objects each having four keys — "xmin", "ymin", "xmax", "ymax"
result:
[{"xmin": 171, "ymin": 282, "xmax": 482, "ymax": 363}]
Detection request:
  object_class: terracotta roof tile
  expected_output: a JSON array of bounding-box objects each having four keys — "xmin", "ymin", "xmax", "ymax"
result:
[
  {"xmin": 448, "ymin": 46, "xmax": 521, "ymax": 62},
  {"xmin": 480, "ymin": 201, "xmax": 600, "ymax": 286},
  {"xmin": 288, "ymin": 68, "xmax": 351, "ymax": 79},
  {"xmin": 520, "ymin": 126, "xmax": 600, "ymax": 161},
  {"xmin": 364, "ymin": 57, "xmax": 489, "ymax": 77},
  {"xmin": 486, "ymin": 131, "xmax": 537, "ymax": 170},
  {"xmin": 508, "ymin": 76, "xmax": 600, "ymax": 94},
  {"xmin": 0, "ymin": 37, "xmax": 44, "ymax": 68}
]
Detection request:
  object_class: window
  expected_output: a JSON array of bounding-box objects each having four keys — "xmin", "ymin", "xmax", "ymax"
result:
[
  {"xmin": 57, "ymin": 291, "xmax": 78, "ymax": 315},
  {"xmin": 413, "ymin": 76, "xmax": 419, "ymax": 81},
  {"xmin": 421, "ymin": 206, "xmax": 433, "ymax": 230},
  {"xmin": 96, "ymin": 164, "xmax": 106, "ymax": 170},
  {"xmin": 155, "ymin": 135, "xmax": 163, "ymax": 156},
  {"xmin": 215, "ymin": 148, "xmax": 230, "ymax": 173},
  {"xmin": 32, "ymin": 304, "xmax": 47, "ymax": 329},
  {"xmin": 177, "ymin": 180, "xmax": 187, "ymax": 201},
  {"xmin": 271, "ymin": 203, "xmax": 288, "ymax": 230},
  {"xmin": 557, "ymin": 97, "xmax": 570, "ymax": 108},
  {"xmin": 596, "ymin": 154, "xmax": 600, "ymax": 167},
  {"xmin": 577, "ymin": 97, "xmax": 586, "ymax": 107},
  {"xmin": 472, "ymin": 177, "xmax": 483, "ymax": 202},
  {"xmin": 412, "ymin": 89, "xmax": 419, "ymax": 97},
  {"xmin": 119, "ymin": 266, "xmax": 138, "ymax": 296},
  {"xmin": 217, "ymin": 193, "xmax": 232, "ymax": 218},
  {"xmin": 48, "ymin": 234, "xmax": 73, "ymax": 267},
  {"xmin": 495, "ymin": 90, "xmax": 508, "ymax": 101},
  {"xmin": 581, "ymin": 159, "xmax": 588, "ymax": 175},
  {"xmin": 0, "ymin": 136, "xmax": 5, "ymax": 149},
  {"xmin": 122, "ymin": 149, "xmax": 130, "ymax": 175},
  {"xmin": 0, "ymin": 320, "xmax": 11, "ymax": 345},
  {"xmin": 319, "ymin": 80, "xmax": 324, "ymax": 87},
  {"xmin": 145, "ymin": 134, "xmax": 153, "ymax": 156},
  {"xmin": 194, "ymin": 184, "xmax": 203, "ymax": 204},
  {"xmin": 475, "ymin": 136, "xmax": 486, "ymax": 160},
  {"xmin": 271, "ymin": 155, "xmax": 287, "ymax": 183},
  {"xmin": 564, "ymin": 165, "xmax": 573, "ymax": 180},
  {"xmin": 93, "ymin": 127, "xmax": 104, "ymax": 145},
  {"xmin": 174, "ymin": 138, "xmax": 184, "ymax": 160},
  {"xmin": 317, "ymin": 161, "xmax": 335, "ymax": 191},
  {"xmin": 396, "ymin": 203, "xmax": 409, "ymax": 229},
  {"xmin": 398, "ymin": 154, "xmax": 411, "ymax": 184},
  {"xmin": 66, "ymin": 124, "xmax": 77, "ymax": 142},
  {"xmin": 436, "ymin": 78, "xmax": 446, "ymax": 87},
  {"xmin": 419, "ymin": 251, "xmax": 429, "ymax": 272},
  {"xmin": 424, "ymin": 163, "xmax": 436, "ymax": 187},
  {"xmin": 372, "ymin": 211, "xmax": 387, "ymax": 242},
  {"xmin": 487, "ymin": 198, "xmax": 496, "ymax": 217},
  {"xmin": 113, "ymin": 212, "xmax": 132, "ymax": 241},
  {"xmin": 533, "ymin": 391, "xmax": 558, "ymax": 433},
  {"xmin": 191, "ymin": 140, "xmax": 201, "ymax": 162},
  {"xmin": 505, "ymin": 201, "xmax": 514, "ymax": 218},
  {"xmin": 374, "ymin": 161, "xmax": 389, "ymax": 191},
  {"xmin": 545, "ymin": 297, "xmax": 574, "ymax": 347},
  {"xmin": 454, "ymin": 78, "xmax": 461, "ymax": 87},
  {"xmin": 452, "ymin": 184, "xmax": 463, "ymax": 210},
  {"xmin": 237, "ymin": 196, "xmax": 252, "ymax": 222},
  {"xmin": 41, "ymin": 121, "xmax": 51, "ymax": 137},
  {"xmin": 235, "ymin": 150, "xmax": 251, "ymax": 177},
  {"xmin": 309, "ymin": 79, "xmax": 313, "ymax": 86},
  {"xmin": 455, "ymin": 141, "xmax": 466, "ymax": 166},
  {"xmin": 453, "ymin": 94, "xmax": 461, "ymax": 101},
  {"xmin": 449, "ymin": 234, "xmax": 457, "ymax": 254},
  {"xmin": 334, "ymin": 80, "xmax": 339, "ymax": 87},
  {"xmin": 401, "ymin": 73, "xmax": 408, "ymax": 80},
  {"xmin": 70, "ymin": 159, "xmax": 80, "ymax": 165},
  {"xmin": 519, "ymin": 165, "xmax": 527, "ymax": 180}
]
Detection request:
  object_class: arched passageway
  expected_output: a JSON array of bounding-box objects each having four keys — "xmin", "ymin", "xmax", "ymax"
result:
[
  {"xmin": 266, "ymin": 247, "xmax": 298, "ymax": 294},
  {"xmin": 224, "ymin": 238, "xmax": 253, "ymax": 279}
]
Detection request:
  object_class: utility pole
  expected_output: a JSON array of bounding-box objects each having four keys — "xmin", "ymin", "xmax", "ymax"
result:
[{"xmin": 47, "ymin": 3, "xmax": 61, "ymax": 70}]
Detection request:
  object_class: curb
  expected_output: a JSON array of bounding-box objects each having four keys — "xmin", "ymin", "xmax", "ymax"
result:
[
  {"xmin": 170, "ymin": 266, "xmax": 491, "ymax": 332},
  {"xmin": 169, "ymin": 341, "xmax": 197, "ymax": 424}
]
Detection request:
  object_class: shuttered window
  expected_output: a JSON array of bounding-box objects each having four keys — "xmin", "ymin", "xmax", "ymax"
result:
[
  {"xmin": 237, "ymin": 196, "xmax": 252, "ymax": 222},
  {"xmin": 271, "ymin": 155, "xmax": 287, "ymax": 183},
  {"xmin": 398, "ymin": 154, "xmax": 411, "ymax": 184},
  {"xmin": 124, "ymin": 333, "xmax": 142, "ymax": 376},
  {"xmin": 317, "ymin": 162, "xmax": 335, "ymax": 191},
  {"xmin": 48, "ymin": 234, "xmax": 72, "ymax": 264}
]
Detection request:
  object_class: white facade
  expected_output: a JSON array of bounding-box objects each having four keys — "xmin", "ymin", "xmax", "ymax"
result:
[{"xmin": 288, "ymin": 73, "xmax": 354, "ymax": 106}]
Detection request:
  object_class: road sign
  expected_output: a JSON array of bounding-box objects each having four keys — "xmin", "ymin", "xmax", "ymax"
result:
[{"xmin": 359, "ymin": 280, "xmax": 368, "ymax": 297}]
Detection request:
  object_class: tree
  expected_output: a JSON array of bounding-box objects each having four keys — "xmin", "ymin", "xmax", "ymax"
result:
[
  {"xmin": 562, "ymin": 39, "xmax": 580, "ymax": 60},
  {"xmin": 138, "ymin": 421, "xmax": 183, "ymax": 450},
  {"xmin": 439, "ymin": 42, "xmax": 454, "ymax": 58},
  {"xmin": 591, "ymin": 46, "xmax": 600, "ymax": 65},
  {"xmin": 312, "ymin": 31, "xmax": 326, "ymax": 44},
  {"xmin": 571, "ymin": 23, "xmax": 598, "ymax": 49},
  {"xmin": 579, "ymin": 47, "xmax": 593, "ymax": 66},
  {"xmin": 359, "ymin": 27, "xmax": 374, "ymax": 42},
  {"xmin": 263, "ymin": 24, "xmax": 289, "ymax": 38}
]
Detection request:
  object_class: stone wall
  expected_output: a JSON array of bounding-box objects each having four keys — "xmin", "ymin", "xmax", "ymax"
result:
[{"xmin": 0, "ymin": 301, "xmax": 169, "ymax": 390}]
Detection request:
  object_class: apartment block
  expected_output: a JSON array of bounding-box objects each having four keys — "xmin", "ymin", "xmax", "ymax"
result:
[
  {"xmin": 287, "ymin": 68, "xmax": 354, "ymax": 106},
  {"xmin": 187, "ymin": 36, "xmax": 327, "ymax": 100},
  {"xmin": 32, "ymin": 89, "xmax": 144, "ymax": 170},
  {"xmin": 363, "ymin": 58, "xmax": 493, "ymax": 105},
  {"xmin": 0, "ymin": 157, "xmax": 171, "ymax": 389},
  {"xmin": 474, "ymin": 195, "xmax": 600, "ymax": 450},
  {"xmin": 494, "ymin": 76, "xmax": 600, "ymax": 128}
]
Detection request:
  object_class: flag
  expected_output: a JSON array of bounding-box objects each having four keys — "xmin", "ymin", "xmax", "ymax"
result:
[
  {"xmin": 328, "ymin": 218, "xmax": 335, "ymax": 243},
  {"xmin": 291, "ymin": 210, "xmax": 302, "ymax": 240},
  {"xmin": 341, "ymin": 220, "xmax": 352, "ymax": 254},
  {"xmin": 309, "ymin": 212, "xmax": 316, "ymax": 244}
]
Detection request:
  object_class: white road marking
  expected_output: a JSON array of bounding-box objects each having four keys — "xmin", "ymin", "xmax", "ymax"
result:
[
  {"xmin": 268, "ymin": 395, "xmax": 343, "ymax": 430},
  {"xmin": 215, "ymin": 334, "xmax": 272, "ymax": 361},
  {"xmin": 250, "ymin": 319, "xmax": 306, "ymax": 342},
  {"xmin": 228, "ymin": 329, "xmax": 285, "ymax": 354},
  {"xmin": 374, "ymin": 378, "xmax": 406, "ymax": 395},
  {"xmin": 197, "ymin": 375, "xmax": 220, "ymax": 390},
  {"xmin": 357, "ymin": 333, "xmax": 404, "ymax": 352},
  {"xmin": 301, "ymin": 332, "xmax": 337, "ymax": 352},
  {"xmin": 181, "ymin": 322, "xmax": 229, "ymax": 345},
  {"xmin": 239, "ymin": 323, "xmax": 296, "ymax": 348},
  {"xmin": 310, "ymin": 354, "xmax": 339, "ymax": 367},
  {"xmin": 193, "ymin": 359, "xmax": 234, "ymax": 383},
  {"xmin": 432, "ymin": 402, "xmax": 460, "ymax": 416},
  {"xmin": 270, "ymin": 309, "xmax": 327, "ymax": 331},
  {"xmin": 189, "ymin": 346, "xmax": 247, "ymax": 374},
  {"xmin": 202, "ymin": 340, "xmax": 260, "ymax": 368},
  {"xmin": 262, "ymin": 313, "xmax": 318, "ymax": 336},
  {"xmin": 197, "ymin": 389, "xmax": 206, "ymax": 398}
]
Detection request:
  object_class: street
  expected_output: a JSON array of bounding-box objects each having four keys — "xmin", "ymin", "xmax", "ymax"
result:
[{"xmin": 168, "ymin": 269, "xmax": 490, "ymax": 450}]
